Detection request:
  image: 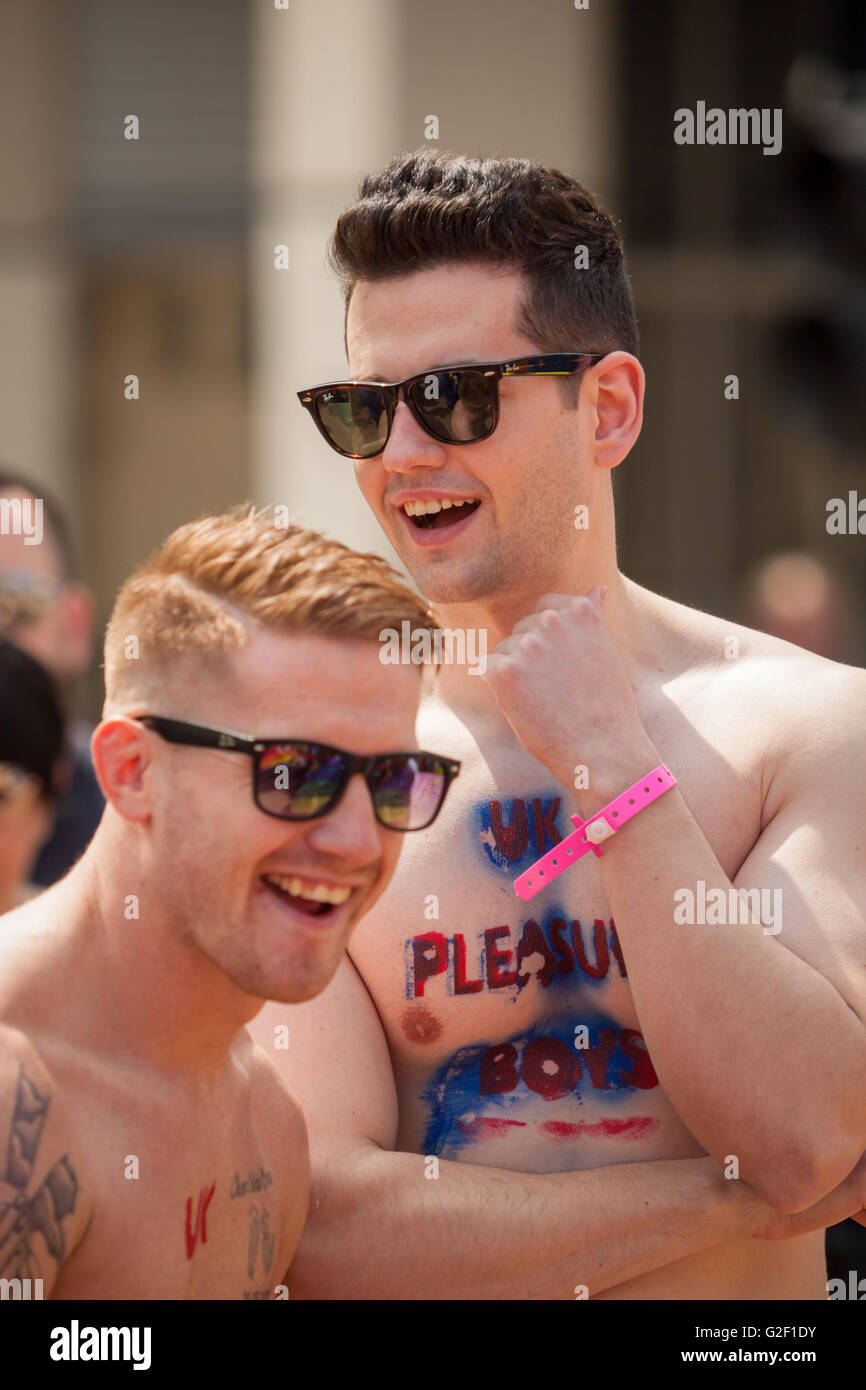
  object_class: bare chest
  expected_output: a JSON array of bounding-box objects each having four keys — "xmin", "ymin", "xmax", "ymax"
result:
[
  {"xmin": 350, "ymin": 690, "xmax": 764, "ymax": 1167},
  {"xmin": 51, "ymin": 1072, "xmax": 296, "ymax": 1300}
]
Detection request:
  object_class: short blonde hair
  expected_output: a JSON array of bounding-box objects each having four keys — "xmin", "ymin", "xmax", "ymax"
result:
[{"xmin": 104, "ymin": 505, "xmax": 434, "ymax": 708}]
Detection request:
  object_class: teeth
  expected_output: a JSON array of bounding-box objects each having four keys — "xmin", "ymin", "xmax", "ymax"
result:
[
  {"xmin": 403, "ymin": 498, "xmax": 477, "ymax": 517},
  {"xmin": 264, "ymin": 874, "xmax": 351, "ymax": 906}
]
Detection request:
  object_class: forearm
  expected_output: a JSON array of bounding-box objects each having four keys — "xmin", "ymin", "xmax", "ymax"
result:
[
  {"xmin": 287, "ymin": 1140, "xmax": 764, "ymax": 1300},
  {"xmin": 574, "ymin": 760, "xmax": 866, "ymax": 1200}
]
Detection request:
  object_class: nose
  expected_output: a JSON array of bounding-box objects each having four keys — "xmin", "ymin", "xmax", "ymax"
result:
[
  {"xmin": 304, "ymin": 771, "xmax": 385, "ymax": 864},
  {"xmin": 381, "ymin": 398, "xmax": 448, "ymax": 474}
]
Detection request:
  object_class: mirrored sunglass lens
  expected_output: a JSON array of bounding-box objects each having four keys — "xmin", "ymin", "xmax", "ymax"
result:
[
  {"xmin": 256, "ymin": 745, "xmax": 346, "ymax": 818},
  {"xmin": 409, "ymin": 371, "xmax": 496, "ymax": 443},
  {"xmin": 371, "ymin": 755, "xmax": 446, "ymax": 830},
  {"xmin": 317, "ymin": 387, "xmax": 388, "ymax": 457}
]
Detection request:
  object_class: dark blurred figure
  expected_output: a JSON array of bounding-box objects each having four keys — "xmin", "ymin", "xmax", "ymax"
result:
[
  {"xmin": 0, "ymin": 638, "xmax": 67, "ymax": 912},
  {"xmin": 0, "ymin": 468, "xmax": 104, "ymax": 883},
  {"xmin": 739, "ymin": 551, "xmax": 851, "ymax": 661},
  {"xmin": 775, "ymin": 3, "xmax": 866, "ymax": 453}
]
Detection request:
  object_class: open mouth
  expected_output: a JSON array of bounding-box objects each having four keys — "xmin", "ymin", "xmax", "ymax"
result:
[
  {"xmin": 260, "ymin": 873, "xmax": 352, "ymax": 919},
  {"xmin": 402, "ymin": 498, "xmax": 481, "ymax": 532}
]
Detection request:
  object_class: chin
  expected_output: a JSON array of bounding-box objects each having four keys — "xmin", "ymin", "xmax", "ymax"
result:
[
  {"xmin": 262, "ymin": 938, "xmax": 344, "ymax": 1000},
  {"xmin": 259, "ymin": 960, "xmax": 340, "ymax": 1006},
  {"xmin": 416, "ymin": 571, "xmax": 500, "ymax": 606}
]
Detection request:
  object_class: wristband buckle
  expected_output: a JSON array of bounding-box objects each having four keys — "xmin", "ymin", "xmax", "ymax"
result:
[
  {"xmin": 582, "ymin": 815, "xmax": 615, "ymax": 844},
  {"xmin": 512, "ymin": 763, "xmax": 677, "ymax": 902}
]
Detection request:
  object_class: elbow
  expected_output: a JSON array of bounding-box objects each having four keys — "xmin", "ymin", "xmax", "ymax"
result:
[{"xmin": 744, "ymin": 1128, "xmax": 864, "ymax": 1215}]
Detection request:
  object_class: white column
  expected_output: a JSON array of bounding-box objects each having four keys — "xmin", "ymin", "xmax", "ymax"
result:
[{"xmin": 251, "ymin": 0, "xmax": 401, "ymax": 557}]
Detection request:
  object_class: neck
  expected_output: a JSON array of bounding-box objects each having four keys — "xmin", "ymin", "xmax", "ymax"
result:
[
  {"xmin": 430, "ymin": 558, "xmax": 661, "ymax": 712},
  {"xmin": 50, "ymin": 820, "xmax": 259, "ymax": 1076}
]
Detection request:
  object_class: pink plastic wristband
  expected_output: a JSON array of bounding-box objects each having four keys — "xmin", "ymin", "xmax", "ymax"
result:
[{"xmin": 513, "ymin": 763, "xmax": 677, "ymax": 902}]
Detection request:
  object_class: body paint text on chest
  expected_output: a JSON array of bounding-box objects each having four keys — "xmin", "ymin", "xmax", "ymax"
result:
[
  {"xmin": 405, "ymin": 915, "xmax": 627, "ymax": 999},
  {"xmin": 477, "ymin": 793, "xmax": 565, "ymax": 872}
]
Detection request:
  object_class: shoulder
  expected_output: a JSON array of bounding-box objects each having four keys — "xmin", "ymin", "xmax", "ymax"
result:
[
  {"xmin": 644, "ymin": 582, "xmax": 859, "ymax": 713},
  {"xmin": 649, "ymin": 586, "xmax": 865, "ymax": 802},
  {"xmin": 0, "ymin": 1025, "xmax": 92, "ymax": 1294}
]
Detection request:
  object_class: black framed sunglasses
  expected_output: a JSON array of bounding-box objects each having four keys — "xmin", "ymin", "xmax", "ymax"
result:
[
  {"xmin": 297, "ymin": 352, "xmax": 607, "ymax": 459},
  {"xmin": 136, "ymin": 716, "xmax": 460, "ymax": 832}
]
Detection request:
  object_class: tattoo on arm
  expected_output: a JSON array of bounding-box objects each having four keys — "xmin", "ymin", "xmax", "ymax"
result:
[
  {"xmin": 0, "ymin": 1068, "xmax": 80, "ymax": 1280},
  {"xmin": 247, "ymin": 1204, "xmax": 275, "ymax": 1280}
]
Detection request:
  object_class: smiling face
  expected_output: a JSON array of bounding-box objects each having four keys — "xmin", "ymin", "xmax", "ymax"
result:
[
  {"xmin": 346, "ymin": 264, "xmax": 589, "ymax": 607},
  {"xmin": 137, "ymin": 628, "xmax": 424, "ymax": 1005}
]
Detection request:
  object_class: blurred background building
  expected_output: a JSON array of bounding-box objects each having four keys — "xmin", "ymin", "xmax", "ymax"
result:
[
  {"xmin": 0, "ymin": 0, "xmax": 863, "ymax": 1281},
  {"xmin": 2, "ymin": 0, "xmax": 863, "ymax": 719}
]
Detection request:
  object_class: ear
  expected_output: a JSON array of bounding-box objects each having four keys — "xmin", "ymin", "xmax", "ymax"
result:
[
  {"xmin": 90, "ymin": 717, "xmax": 154, "ymax": 824},
  {"xmin": 56, "ymin": 584, "xmax": 95, "ymax": 679},
  {"xmin": 589, "ymin": 352, "xmax": 644, "ymax": 471}
]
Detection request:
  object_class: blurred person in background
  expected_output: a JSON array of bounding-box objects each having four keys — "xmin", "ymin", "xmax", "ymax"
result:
[
  {"xmin": 739, "ymin": 551, "xmax": 854, "ymax": 663},
  {"xmin": 0, "ymin": 468, "xmax": 103, "ymax": 884},
  {"xmin": 0, "ymin": 637, "xmax": 66, "ymax": 913}
]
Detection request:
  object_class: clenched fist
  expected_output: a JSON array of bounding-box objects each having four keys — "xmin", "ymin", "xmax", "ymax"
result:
[{"xmin": 480, "ymin": 588, "xmax": 658, "ymax": 797}]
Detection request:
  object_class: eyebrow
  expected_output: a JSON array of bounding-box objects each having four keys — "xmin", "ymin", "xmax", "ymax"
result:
[{"xmin": 354, "ymin": 357, "xmax": 487, "ymax": 383}]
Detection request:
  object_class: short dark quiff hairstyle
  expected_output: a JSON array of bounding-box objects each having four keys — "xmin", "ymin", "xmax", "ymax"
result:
[{"xmin": 329, "ymin": 150, "xmax": 640, "ymax": 397}]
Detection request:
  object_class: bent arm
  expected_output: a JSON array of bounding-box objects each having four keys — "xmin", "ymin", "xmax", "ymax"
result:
[
  {"xmin": 249, "ymin": 960, "xmax": 788, "ymax": 1301},
  {"xmin": 569, "ymin": 665, "xmax": 866, "ymax": 1212},
  {"xmin": 291, "ymin": 1136, "xmax": 761, "ymax": 1300}
]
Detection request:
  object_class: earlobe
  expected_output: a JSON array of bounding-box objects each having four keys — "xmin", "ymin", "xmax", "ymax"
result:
[
  {"xmin": 90, "ymin": 718, "xmax": 153, "ymax": 823},
  {"xmin": 592, "ymin": 352, "xmax": 644, "ymax": 471}
]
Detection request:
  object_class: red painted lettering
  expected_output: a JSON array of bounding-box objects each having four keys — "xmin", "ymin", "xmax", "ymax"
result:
[
  {"xmin": 571, "ymin": 919, "xmax": 610, "ymax": 980},
  {"xmin": 516, "ymin": 919, "xmax": 558, "ymax": 988},
  {"xmin": 453, "ymin": 933, "xmax": 484, "ymax": 994},
  {"xmin": 619, "ymin": 1028, "xmax": 659, "ymax": 1090},
  {"xmin": 522, "ymin": 1036, "xmax": 581, "ymax": 1100},
  {"xmin": 608, "ymin": 920, "xmax": 628, "ymax": 978},
  {"xmin": 184, "ymin": 1182, "xmax": 216, "ymax": 1260},
  {"xmin": 411, "ymin": 932, "xmax": 448, "ymax": 997},
  {"xmin": 488, "ymin": 799, "xmax": 529, "ymax": 861},
  {"xmin": 530, "ymin": 797, "xmax": 562, "ymax": 853},
  {"xmin": 480, "ymin": 1042, "xmax": 520, "ymax": 1095},
  {"xmin": 580, "ymin": 1027, "xmax": 619, "ymax": 1090},
  {"xmin": 548, "ymin": 918, "xmax": 574, "ymax": 975},
  {"xmin": 484, "ymin": 926, "xmax": 517, "ymax": 990}
]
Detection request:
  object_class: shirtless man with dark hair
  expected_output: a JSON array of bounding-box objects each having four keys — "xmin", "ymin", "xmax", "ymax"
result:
[{"xmin": 252, "ymin": 151, "xmax": 866, "ymax": 1300}]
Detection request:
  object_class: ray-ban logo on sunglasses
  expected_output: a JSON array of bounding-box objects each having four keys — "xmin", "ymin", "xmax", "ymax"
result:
[
  {"xmin": 379, "ymin": 622, "xmax": 488, "ymax": 676},
  {"xmin": 322, "ymin": 392, "xmax": 334, "ymax": 401},
  {"xmin": 217, "ymin": 733, "xmax": 235, "ymax": 748}
]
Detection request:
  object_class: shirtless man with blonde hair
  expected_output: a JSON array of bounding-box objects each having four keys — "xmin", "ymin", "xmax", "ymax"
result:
[
  {"xmin": 252, "ymin": 151, "xmax": 866, "ymax": 1299},
  {"xmin": 0, "ymin": 505, "xmax": 458, "ymax": 1299}
]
